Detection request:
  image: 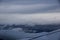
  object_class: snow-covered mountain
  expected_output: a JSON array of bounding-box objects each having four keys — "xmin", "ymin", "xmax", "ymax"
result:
[{"xmin": 0, "ymin": 29, "xmax": 60, "ymax": 40}]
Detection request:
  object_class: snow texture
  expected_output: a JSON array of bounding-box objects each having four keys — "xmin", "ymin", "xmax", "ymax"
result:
[{"xmin": 0, "ymin": 29, "xmax": 60, "ymax": 40}]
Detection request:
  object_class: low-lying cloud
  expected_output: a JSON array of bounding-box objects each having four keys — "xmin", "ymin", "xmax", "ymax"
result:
[{"xmin": 0, "ymin": 13, "xmax": 60, "ymax": 25}]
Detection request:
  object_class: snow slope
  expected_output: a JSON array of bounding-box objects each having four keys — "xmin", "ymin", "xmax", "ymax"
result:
[
  {"xmin": 0, "ymin": 29, "xmax": 60, "ymax": 40},
  {"xmin": 0, "ymin": 29, "xmax": 48, "ymax": 40},
  {"xmin": 29, "ymin": 29, "xmax": 60, "ymax": 40}
]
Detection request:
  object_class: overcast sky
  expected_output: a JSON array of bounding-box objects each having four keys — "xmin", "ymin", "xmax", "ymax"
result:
[
  {"xmin": 0, "ymin": 0, "xmax": 60, "ymax": 13},
  {"xmin": 0, "ymin": 0, "xmax": 60, "ymax": 24}
]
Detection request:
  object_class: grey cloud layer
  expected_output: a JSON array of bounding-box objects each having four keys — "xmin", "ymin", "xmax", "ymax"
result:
[
  {"xmin": 0, "ymin": 0, "xmax": 60, "ymax": 24},
  {"xmin": 0, "ymin": 0, "xmax": 60, "ymax": 13},
  {"xmin": 0, "ymin": 13, "xmax": 60, "ymax": 24},
  {"xmin": 1, "ymin": 0, "xmax": 58, "ymax": 4}
]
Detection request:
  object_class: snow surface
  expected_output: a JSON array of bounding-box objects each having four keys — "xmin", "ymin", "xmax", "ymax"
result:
[
  {"xmin": 21, "ymin": 29, "xmax": 60, "ymax": 40},
  {"xmin": 0, "ymin": 30, "xmax": 48, "ymax": 39},
  {"xmin": 0, "ymin": 29, "xmax": 60, "ymax": 40}
]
